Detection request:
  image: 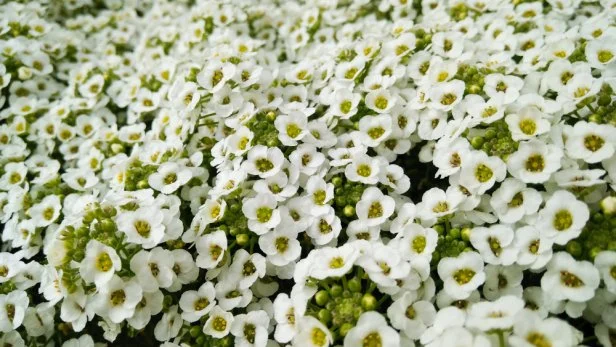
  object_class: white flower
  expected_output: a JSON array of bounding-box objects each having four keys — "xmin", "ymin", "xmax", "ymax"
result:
[
  {"xmin": 203, "ymin": 306, "xmax": 234, "ymax": 339},
  {"xmin": 179, "ymin": 282, "xmax": 216, "ymax": 322},
  {"xmin": 195, "ymin": 230, "xmax": 227, "ymax": 269},
  {"xmin": 292, "ymin": 316, "xmax": 332, "ymax": 347},
  {"xmin": 416, "ymin": 187, "xmax": 464, "ymax": 225},
  {"xmin": 304, "ymin": 176, "xmax": 334, "ymax": 216},
  {"xmin": 344, "ymin": 311, "xmax": 400, "ymax": 347},
  {"xmin": 507, "ymin": 140, "xmax": 563, "ymax": 184},
  {"xmin": 504, "ymin": 106, "xmax": 551, "ymax": 141},
  {"xmin": 28, "ymin": 194, "xmax": 61, "ymax": 227},
  {"xmin": 365, "ymin": 89, "xmax": 396, "ymax": 113},
  {"xmin": 466, "ymin": 295, "xmax": 524, "ymax": 331},
  {"xmin": 438, "ymin": 252, "xmax": 486, "ymax": 300},
  {"xmin": 148, "ymin": 162, "xmax": 192, "ymax": 194},
  {"xmin": 536, "ymin": 190, "xmax": 589, "ymax": 245},
  {"xmin": 273, "ymin": 292, "xmax": 305, "ymax": 343},
  {"xmin": 345, "ymin": 154, "xmax": 383, "ymax": 185},
  {"xmin": 484, "ymin": 73, "xmax": 524, "ymax": 104},
  {"xmin": 564, "ymin": 122, "xmax": 615, "ymax": 163},
  {"xmin": 62, "ymin": 335, "xmax": 95, "ymax": 347},
  {"xmin": 116, "ymin": 206, "xmax": 166, "ymax": 249},
  {"xmin": 355, "ymin": 187, "xmax": 395, "ymax": 226},
  {"xmin": 585, "ymin": 34, "xmax": 616, "ymax": 69},
  {"xmin": 509, "ymin": 311, "xmax": 575, "ymax": 347},
  {"xmin": 513, "ymin": 226, "xmax": 553, "ymax": 270},
  {"xmin": 394, "ymin": 223, "xmax": 438, "ymax": 262},
  {"xmin": 308, "ymin": 243, "xmax": 359, "ymax": 280},
  {"xmin": 92, "ymin": 275, "xmax": 143, "ymax": 324},
  {"xmin": 129, "ymin": 248, "xmax": 175, "ymax": 292},
  {"xmin": 243, "ymin": 145, "xmax": 285, "ymax": 178},
  {"xmin": 387, "ymin": 291, "xmax": 436, "ymax": 339},
  {"xmin": 428, "ymin": 80, "xmax": 465, "ymax": 111},
  {"xmin": 0, "ymin": 290, "xmax": 29, "ymax": 332},
  {"xmin": 541, "ymin": 252, "xmax": 600, "ymax": 302},
  {"xmin": 259, "ymin": 226, "xmax": 301, "ymax": 266},
  {"xmin": 230, "ymin": 310, "xmax": 270, "ymax": 347},
  {"xmin": 489, "ymin": 178, "xmax": 542, "ymax": 224},
  {"xmin": 459, "ymin": 151, "xmax": 506, "ymax": 195},
  {"xmin": 128, "ymin": 291, "xmax": 163, "ymax": 330},
  {"xmin": 306, "ymin": 208, "xmax": 341, "ymax": 246},
  {"xmin": 470, "ymin": 224, "xmax": 517, "ymax": 266},
  {"xmin": 594, "ymin": 251, "xmax": 616, "ymax": 294},
  {"xmin": 197, "ymin": 61, "xmax": 236, "ymax": 93},
  {"xmin": 357, "ymin": 114, "xmax": 392, "ymax": 147},
  {"xmin": 228, "ymin": 249, "xmax": 266, "ymax": 290},
  {"xmin": 274, "ymin": 111, "xmax": 308, "ymax": 146},
  {"xmin": 154, "ymin": 305, "xmax": 183, "ymax": 342},
  {"xmin": 483, "ymin": 264, "xmax": 524, "ymax": 300},
  {"xmin": 242, "ymin": 193, "xmax": 281, "ymax": 235},
  {"xmin": 0, "ymin": 252, "xmax": 24, "ymax": 284},
  {"xmin": 357, "ymin": 242, "xmax": 410, "ymax": 287},
  {"xmin": 79, "ymin": 240, "xmax": 121, "ymax": 288}
]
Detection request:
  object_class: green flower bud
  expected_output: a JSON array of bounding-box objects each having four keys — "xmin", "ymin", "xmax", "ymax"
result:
[
  {"xmin": 315, "ymin": 290, "xmax": 329, "ymax": 306},
  {"xmin": 318, "ymin": 309, "xmax": 331, "ymax": 323},
  {"xmin": 329, "ymin": 284, "xmax": 343, "ymax": 297},
  {"xmin": 339, "ymin": 323, "xmax": 353, "ymax": 338},
  {"xmin": 449, "ymin": 228, "xmax": 461, "ymax": 239},
  {"xmin": 137, "ymin": 180, "xmax": 149, "ymax": 189},
  {"xmin": 470, "ymin": 136, "xmax": 484, "ymax": 149},
  {"xmin": 236, "ymin": 233, "xmax": 250, "ymax": 246},
  {"xmin": 361, "ymin": 293, "xmax": 377, "ymax": 311},
  {"xmin": 101, "ymin": 219, "xmax": 116, "ymax": 233},
  {"xmin": 468, "ymin": 84, "xmax": 481, "ymax": 94},
  {"xmin": 348, "ymin": 277, "xmax": 362, "ymax": 292},
  {"xmin": 195, "ymin": 336, "xmax": 205, "ymax": 345},
  {"xmin": 343, "ymin": 205, "xmax": 355, "ymax": 217},
  {"xmin": 589, "ymin": 247, "xmax": 602, "ymax": 260},
  {"xmin": 598, "ymin": 95, "xmax": 611, "ymax": 106},
  {"xmin": 461, "ymin": 227, "xmax": 472, "ymax": 242},
  {"xmin": 566, "ymin": 241, "xmax": 582, "ymax": 257},
  {"xmin": 600, "ymin": 196, "xmax": 616, "ymax": 215},
  {"xmin": 163, "ymin": 295, "xmax": 173, "ymax": 310},
  {"xmin": 484, "ymin": 129, "xmax": 496, "ymax": 140},
  {"xmin": 266, "ymin": 111, "xmax": 276, "ymax": 121},
  {"xmin": 589, "ymin": 114, "xmax": 602, "ymax": 123},
  {"xmin": 332, "ymin": 176, "xmax": 343, "ymax": 187},
  {"xmin": 190, "ymin": 326, "xmax": 202, "ymax": 338}
]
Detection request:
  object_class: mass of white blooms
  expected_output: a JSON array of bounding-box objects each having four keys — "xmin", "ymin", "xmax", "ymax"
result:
[{"xmin": 1, "ymin": 0, "xmax": 616, "ymax": 346}]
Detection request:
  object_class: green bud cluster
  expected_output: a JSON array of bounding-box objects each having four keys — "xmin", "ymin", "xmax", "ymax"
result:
[
  {"xmin": 331, "ymin": 175, "xmax": 365, "ymax": 219},
  {"xmin": 470, "ymin": 120, "xmax": 519, "ymax": 160},
  {"xmin": 306, "ymin": 267, "xmax": 387, "ymax": 342},
  {"xmin": 59, "ymin": 203, "xmax": 124, "ymax": 293},
  {"xmin": 245, "ymin": 111, "xmax": 280, "ymax": 148},
  {"xmin": 567, "ymin": 40, "xmax": 587, "ymax": 63},
  {"xmin": 432, "ymin": 225, "xmax": 471, "ymax": 265},
  {"xmin": 448, "ymin": 3, "xmax": 470, "ymax": 22},
  {"xmin": 123, "ymin": 160, "xmax": 159, "ymax": 191},
  {"xmin": 587, "ymin": 84, "xmax": 616, "ymax": 126},
  {"xmin": 181, "ymin": 324, "xmax": 234, "ymax": 347},
  {"xmin": 413, "ymin": 29, "xmax": 432, "ymax": 52},
  {"xmin": 453, "ymin": 65, "xmax": 499, "ymax": 95},
  {"xmin": 215, "ymin": 197, "xmax": 249, "ymax": 240},
  {"xmin": 0, "ymin": 280, "xmax": 16, "ymax": 295},
  {"xmin": 567, "ymin": 211, "xmax": 616, "ymax": 260}
]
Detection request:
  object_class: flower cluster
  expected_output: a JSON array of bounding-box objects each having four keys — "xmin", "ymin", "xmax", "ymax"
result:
[{"xmin": 1, "ymin": 0, "xmax": 616, "ymax": 346}]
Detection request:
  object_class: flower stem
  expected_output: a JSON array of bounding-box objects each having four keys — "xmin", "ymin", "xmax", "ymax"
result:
[{"xmin": 498, "ymin": 331, "xmax": 506, "ymax": 347}]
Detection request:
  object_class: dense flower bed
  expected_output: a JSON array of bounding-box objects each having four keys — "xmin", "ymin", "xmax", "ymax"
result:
[{"xmin": 1, "ymin": 0, "xmax": 616, "ymax": 346}]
